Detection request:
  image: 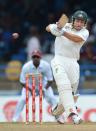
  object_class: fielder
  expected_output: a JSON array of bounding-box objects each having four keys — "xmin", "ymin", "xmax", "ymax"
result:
[
  {"xmin": 46, "ymin": 10, "xmax": 89, "ymax": 124},
  {"xmin": 12, "ymin": 50, "xmax": 57, "ymax": 122}
]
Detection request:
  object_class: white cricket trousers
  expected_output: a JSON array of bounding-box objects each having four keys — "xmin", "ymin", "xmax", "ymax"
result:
[{"xmin": 51, "ymin": 55, "xmax": 80, "ymax": 117}]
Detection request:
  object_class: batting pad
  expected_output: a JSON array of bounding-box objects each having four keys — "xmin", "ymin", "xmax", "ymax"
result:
[{"xmin": 51, "ymin": 104, "xmax": 64, "ymax": 116}]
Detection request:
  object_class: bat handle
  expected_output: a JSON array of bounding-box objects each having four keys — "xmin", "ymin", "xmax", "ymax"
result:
[{"xmin": 56, "ymin": 22, "xmax": 63, "ymax": 29}]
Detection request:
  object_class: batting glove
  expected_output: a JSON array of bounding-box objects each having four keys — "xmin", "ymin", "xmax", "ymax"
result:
[{"xmin": 49, "ymin": 24, "xmax": 65, "ymax": 37}]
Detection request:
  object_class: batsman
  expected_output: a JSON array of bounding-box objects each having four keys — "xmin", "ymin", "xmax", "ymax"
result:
[{"xmin": 46, "ymin": 10, "xmax": 89, "ymax": 124}]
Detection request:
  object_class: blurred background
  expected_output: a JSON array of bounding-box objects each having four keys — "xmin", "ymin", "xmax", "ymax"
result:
[{"xmin": 0, "ymin": 0, "xmax": 96, "ymax": 122}]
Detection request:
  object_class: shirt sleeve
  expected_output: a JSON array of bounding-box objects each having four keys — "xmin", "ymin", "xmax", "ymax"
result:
[
  {"xmin": 75, "ymin": 29, "xmax": 89, "ymax": 41},
  {"xmin": 44, "ymin": 63, "xmax": 53, "ymax": 81}
]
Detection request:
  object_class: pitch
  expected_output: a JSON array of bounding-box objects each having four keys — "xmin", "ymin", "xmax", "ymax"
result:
[{"xmin": 0, "ymin": 122, "xmax": 96, "ymax": 131}]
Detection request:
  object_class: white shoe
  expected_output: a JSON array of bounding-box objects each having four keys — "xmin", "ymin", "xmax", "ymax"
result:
[
  {"xmin": 55, "ymin": 113, "xmax": 66, "ymax": 124},
  {"xmin": 72, "ymin": 114, "xmax": 82, "ymax": 124}
]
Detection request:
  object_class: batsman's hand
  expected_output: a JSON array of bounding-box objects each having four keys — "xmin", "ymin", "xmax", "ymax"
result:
[
  {"xmin": 46, "ymin": 25, "xmax": 51, "ymax": 32},
  {"xmin": 46, "ymin": 24, "xmax": 65, "ymax": 37}
]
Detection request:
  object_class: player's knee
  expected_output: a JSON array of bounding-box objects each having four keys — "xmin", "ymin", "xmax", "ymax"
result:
[
  {"xmin": 57, "ymin": 84, "xmax": 72, "ymax": 93},
  {"xmin": 55, "ymin": 77, "xmax": 71, "ymax": 89}
]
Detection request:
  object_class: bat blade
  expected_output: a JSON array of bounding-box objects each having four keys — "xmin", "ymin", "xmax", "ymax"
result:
[{"xmin": 58, "ymin": 14, "xmax": 69, "ymax": 28}]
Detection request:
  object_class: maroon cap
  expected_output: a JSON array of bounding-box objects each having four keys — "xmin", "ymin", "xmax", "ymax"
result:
[{"xmin": 32, "ymin": 50, "xmax": 42, "ymax": 58}]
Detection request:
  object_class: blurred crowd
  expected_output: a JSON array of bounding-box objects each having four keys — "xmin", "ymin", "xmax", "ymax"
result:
[{"xmin": 0, "ymin": 0, "xmax": 96, "ymax": 64}]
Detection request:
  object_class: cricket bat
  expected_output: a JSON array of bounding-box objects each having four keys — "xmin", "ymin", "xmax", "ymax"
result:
[{"xmin": 58, "ymin": 14, "xmax": 69, "ymax": 28}]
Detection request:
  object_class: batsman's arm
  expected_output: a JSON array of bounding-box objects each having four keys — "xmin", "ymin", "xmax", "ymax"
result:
[
  {"xmin": 46, "ymin": 24, "xmax": 58, "ymax": 33},
  {"xmin": 62, "ymin": 28, "xmax": 89, "ymax": 43},
  {"xmin": 46, "ymin": 24, "xmax": 63, "ymax": 37},
  {"xmin": 63, "ymin": 32, "xmax": 84, "ymax": 43},
  {"xmin": 46, "ymin": 24, "xmax": 89, "ymax": 43}
]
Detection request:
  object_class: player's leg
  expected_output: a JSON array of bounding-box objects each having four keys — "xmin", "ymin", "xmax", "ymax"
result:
[
  {"xmin": 44, "ymin": 86, "xmax": 58, "ymax": 107},
  {"xmin": 12, "ymin": 88, "xmax": 31, "ymax": 122},
  {"xmin": 71, "ymin": 82, "xmax": 82, "ymax": 123},
  {"xmin": 72, "ymin": 83, "xmax": 80, "ymax": 110},
  {"xmin": 51, "ymin": 92, "xmax": 79, "ymax": 116},
  {"xmin": 51, "ymin": 60, "xmax": 78, "ymax": 119},
  {"xmin": 67, "ymin": 61, "xmax": 81, "ymax": 124},
  {"xmin": 68, "ymin": 62, "xmax": 82, "ymax": 124},
  {"xmin": 51, "ymin": 80, "xmax": 80, "ymax": 123},
  {"xmin": 52, "ymin": 92, "xmax": 80, "ymax": 124}
]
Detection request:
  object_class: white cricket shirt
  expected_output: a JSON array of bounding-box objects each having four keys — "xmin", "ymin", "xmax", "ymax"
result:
[
  {"xmin": 20, "ymin": 60, "xmax": 53, "ymax": 88},
  {"xmin": 54, "ymin": 23, "xmax": 89, "ymax": 60}
]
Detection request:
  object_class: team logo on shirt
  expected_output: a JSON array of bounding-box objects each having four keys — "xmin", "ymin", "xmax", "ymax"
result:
[{"xmin": 65, "ymin": 26, "xmax": 70, "ymax": 29}]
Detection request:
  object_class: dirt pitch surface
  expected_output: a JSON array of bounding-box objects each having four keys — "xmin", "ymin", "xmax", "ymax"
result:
[{"xmin": 0, "ymin": 122, "xmax": 96, "ymax": 131}]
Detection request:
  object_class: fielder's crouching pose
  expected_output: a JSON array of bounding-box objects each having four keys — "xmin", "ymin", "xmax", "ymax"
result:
[
  {"xmin": 12, "ymin": 50, "xmax": 57, "ymax": 122},
  {"xmin": 46, "ymin": 10, "xmax": 89, "ymax": 124}
]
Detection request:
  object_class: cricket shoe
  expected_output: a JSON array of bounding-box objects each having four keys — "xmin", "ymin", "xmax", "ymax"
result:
[
  {"xmin": 55, "ymin": 113, "xmax": 66, "ymax": 124},
  {"xmin": 51, "ymin": 105, "xmax": 65, "ymax": 124},
  {"xmin": 71, "ymin": 114, "xmax": 82, "ymax": 124}
]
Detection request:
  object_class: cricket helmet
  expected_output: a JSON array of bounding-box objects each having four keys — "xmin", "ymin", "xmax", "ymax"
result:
[{"xmin": 72, "ymin": 10, "xmax": 88, "ymax": 24}]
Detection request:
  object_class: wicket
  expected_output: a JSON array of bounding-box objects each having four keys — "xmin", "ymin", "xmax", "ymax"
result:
[{"xmin": 26, "ymin": 73, "xmax": 43, "ymax": 123}]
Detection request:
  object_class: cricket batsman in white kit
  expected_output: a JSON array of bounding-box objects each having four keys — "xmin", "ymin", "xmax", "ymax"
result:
[
  {"xmin": 46, "ymin": 10, "xmax": 89, "ymax": 124},
  {"xmin": 12, "ymin": 50, "xmax": 57, "ymax": 122}
]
